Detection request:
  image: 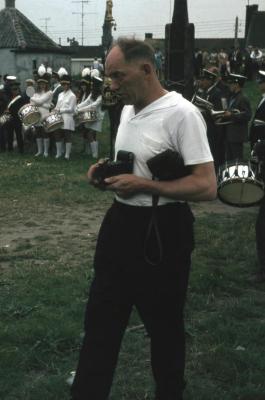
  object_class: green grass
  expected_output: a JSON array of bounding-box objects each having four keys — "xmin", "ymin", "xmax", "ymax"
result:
[{"xmin": 0, "ymin": 83, "xmax": 265, "ymax": 400}]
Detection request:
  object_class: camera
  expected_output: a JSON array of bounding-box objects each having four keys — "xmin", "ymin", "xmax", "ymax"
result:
[
  {"xmin": 146, "ymin": 149, "xmax": 190, "ymax": 180},
  {"xmin": 92, "ymin": 150, "xmax": 134, "ymax": 185}
]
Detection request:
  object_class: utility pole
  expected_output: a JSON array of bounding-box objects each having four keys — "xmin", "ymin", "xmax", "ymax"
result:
[
  {"xmin": 40, "ymin": 17, "xmax": 51, "ymax": 34},
  {"xmin": 234, "ymin": 16, "xmax": 239, "ymax": 48},
  {"xmin": 72, "ymin": 0, "xmax": 96, "ymax": 46}
]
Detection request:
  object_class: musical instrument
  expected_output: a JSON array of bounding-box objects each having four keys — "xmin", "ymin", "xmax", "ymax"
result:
[
  {"xmin": 0, "ymin": 112, "xmax": 12, "ymax": 126},
  {"xmin": 214, "ymin": 109, "xmax": 241, "ymax": 126},
  {"xmin": 191, "ymin": 94, "xmax": 213, "ymax": 112},
  {"xmin": 253, "ymin": 119, "xmax": 265, "ymax": 128},
  {"xmin": 18, "ymin": 103, "xmax": 41, "ymax": 126},
  {"xmin": 75, "ymin": 110, "xmax": 97, "ymax": 127},
  {"xmin": 102, "ymin": 78, "xmax": 120, "ymax": 106},
  {"xmin": 191, "ymin": 94, "xmax": 228, "ymax": 124},
  {"xmin": 42, "ymin": 111, "xmax": 63, "ymax": 132},
  {"xmin": 217, "ymin": 161, "xmax": 264, "ymax": 207},
  {"xmin": 25, "ymin": 86, "xmax": 35, "ymax": 98}
]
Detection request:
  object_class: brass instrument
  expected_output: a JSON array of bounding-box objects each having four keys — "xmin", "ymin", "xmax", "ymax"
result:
[
  {"xmin": 191, "ymin": 94, "xmax": 213, "ymax": 112},
  {"xmin": 253, "ymin": 119, "xmax": 265, "ymax": 128},
  {"xmin": 0, "ymin": 112, "xmax": 12, "ymax": 126},
  {"xmin": 214, "ymin": 109, "xmax": 241, "ymax": 126},
  {"xmin": 191, "ymin": 94, "xmax": 241, "ymax": 125}
]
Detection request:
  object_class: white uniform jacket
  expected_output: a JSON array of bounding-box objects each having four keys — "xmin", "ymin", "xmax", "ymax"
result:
[
  {"xmin": 56, "ymin": 89, "xmax": 77, "ymax": 131},
  {"xmin": 76, "ymin": 93, "xmax": 105, "ymax": 132},
  {"xmin": 30, "ymin": 90, "xmax": 53, "ymax": 125}
]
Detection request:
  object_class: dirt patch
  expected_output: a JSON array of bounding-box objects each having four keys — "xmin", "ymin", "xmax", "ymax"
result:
[{"xmin": 1, "ymin": 199, "xmax": 257, "ymax": 253}]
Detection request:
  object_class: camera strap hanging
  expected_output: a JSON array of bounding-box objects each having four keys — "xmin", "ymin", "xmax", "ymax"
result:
[{"xmin": 144, "ymin": 179, "xmax": 163, "ymax": 266}]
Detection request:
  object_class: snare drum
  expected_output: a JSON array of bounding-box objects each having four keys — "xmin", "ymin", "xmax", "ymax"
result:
[
  {"xmin": 75, "ymin": 110, "xmax": 98, "ymax": 127},
  {"xmin": 218, "ymin": 161, "xmax": 264, "ymax": 207},
  {"xmin": 42, "ymin": 111, "xmax": 64, "ymax": 132},
  {"xmin": 18, "ymin": 104, "xmax": 41, "ymax": 126}
]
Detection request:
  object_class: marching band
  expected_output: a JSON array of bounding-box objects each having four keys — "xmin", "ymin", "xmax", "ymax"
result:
[{"xmin": 0, "ymin": 57, "xmax": 125, "ymax": 161}]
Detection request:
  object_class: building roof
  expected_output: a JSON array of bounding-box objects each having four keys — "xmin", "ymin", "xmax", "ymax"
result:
[
  {"xmin": 0, "ymin": 3, "xmax": 60, "ymax": 50},
  {"xmin": 64, "ymin": 45, "xmax": 104, "ymax": 59}
]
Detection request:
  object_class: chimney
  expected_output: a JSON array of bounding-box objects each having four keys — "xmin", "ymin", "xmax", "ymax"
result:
[{"xmin": 6, "ymin": 0, "xmax": 15, "ymax": 8}]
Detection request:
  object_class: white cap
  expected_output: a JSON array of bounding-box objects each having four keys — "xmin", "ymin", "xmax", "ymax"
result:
[{"xmin": 6, "ymin": 75, "xmax": 17, "ymax": 81}]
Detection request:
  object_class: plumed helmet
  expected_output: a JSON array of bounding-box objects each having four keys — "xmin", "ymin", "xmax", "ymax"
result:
[
  {"xmin": 46, "ymin": 67, "xmax": 53, "ymax": 76},
  {"xmin": 90, "ymin": 68, "xmax": 100, "ymax": 79},
  {"xmin": 57, "ymin": 67, "xmax": 68, "ymax": 78},
  {"xmin": 81, "ymin": 67, "xmax": 91, "ymax": 85},
  {"xmin": 37, "ymin": 64, "xmax": 51, "ymax": 84},
  {"xmin": 57, "ymin": 67, "xmax": 71, "ymax": 84}
]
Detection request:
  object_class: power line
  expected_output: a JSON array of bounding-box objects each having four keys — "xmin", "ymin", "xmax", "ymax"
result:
[
  {"xmin": 40, "ymin": 17, "xmax": 51, "ymax": 34},
  {"xmin": 72, "ymin": 0, "xmax": 96, "ymax": 45}
]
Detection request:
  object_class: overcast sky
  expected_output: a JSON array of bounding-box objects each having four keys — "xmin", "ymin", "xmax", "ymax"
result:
[{"xmin": 1, "ymin": 0, "xmax": 265, "ymax": 46}]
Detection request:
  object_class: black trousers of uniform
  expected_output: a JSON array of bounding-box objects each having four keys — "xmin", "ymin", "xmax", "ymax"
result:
[
  {"xmin": 0, "ymin": 125, "xmax": 6, "ymax": 151},
  {"xmin": 225, "ymin": 141, "xmax": 243, "ymax": 162},
  {"xmin": 71, "ymin": 200, "xmax": 194, "ymax": 400},
  {"xmin": 256, "ymin": 194, "xmax": 265, "ymax": 271},
  {"xmin": 6, "ymin": 118, "xmax": 24, "ymax": 152}
]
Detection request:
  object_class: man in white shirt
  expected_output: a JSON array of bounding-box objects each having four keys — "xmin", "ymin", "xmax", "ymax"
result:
[{"xmin": 71, "ymin": 37, "xmax": 216, "ymax": 400}]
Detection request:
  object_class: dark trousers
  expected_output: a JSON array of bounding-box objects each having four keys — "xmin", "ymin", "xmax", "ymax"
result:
[
  {"xmin": 0, "ymin": 125, "xmax": 6, "ymax": 151},
  {"xmin": 71, "ymin": 201, "xmax": 194, "ymax": 400},
  {"xmin": 225, "ymin": 141, "xmax": 243, "ymax": 162},
  {"xmin": 6, "ymin": 118, "xmax": 24, "ymax": 152},
  {"xmin": 256, "ymin": 195, "xmax": 265, "ymax": 271}
]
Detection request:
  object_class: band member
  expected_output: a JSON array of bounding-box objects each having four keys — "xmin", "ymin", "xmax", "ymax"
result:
[
  {"xmin": 6, "ymin": 80, "xmax": 27, "ymax": 153},
  {"xmin": 54, "ymin": 70, "xmax": 76, "ymax": 160},
  {"xmin": 51, "ymin": 69, "xmax": 64, "ymax": 107},
  {"xmin": 77, "ymin": 67, "xmax": 91, "ymax": 155},
  {"xmin": 0, "ymin": 85, "xmax": 8, "ymax": 152},
  {"xmin": 76, "ymin": 70, "xmax": 104, "ymax": 159},
  {"xmin": 102, "ymin": 77, "xmax": 124, "ymax": 160},
  {"xmin": 222, "ymin": 73, "xmax": 252, "ymax": 161},
  {"xmin": 197, "ymin": 69, "xmax": 223, "ymax": 170},
  {"xmin": 249, "ymin": 70, "xmax": 265, "ymax": 282},
  {"xmin": 30, "ymin": 65, "xmax": 53, "ymax": 157}
]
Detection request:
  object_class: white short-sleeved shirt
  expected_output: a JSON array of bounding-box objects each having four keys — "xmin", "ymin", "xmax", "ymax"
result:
[{"xmin": 114, "ymin": 91, "xmax": 213, "ymax": 206}]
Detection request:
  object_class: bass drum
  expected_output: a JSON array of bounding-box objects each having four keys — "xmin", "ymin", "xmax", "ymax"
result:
[
  {"xmin": 18, "ymin": 104, "xmax": 41, "ymax": 126},
  {"xmin": 217, "ymin": 161, "xmax": 264, "ymax": 207},
  {"xmin": 42, "ymin": 111, "xmax": 64, "ymax": 132}
]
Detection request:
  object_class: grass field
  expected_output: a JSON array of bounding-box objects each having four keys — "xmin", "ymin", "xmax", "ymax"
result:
[{"xmin": 1, "ymin": 83, "xmax": 265, "ymax": 400}]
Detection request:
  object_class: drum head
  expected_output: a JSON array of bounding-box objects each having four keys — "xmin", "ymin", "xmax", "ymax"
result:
[
  {"xmin": 218, "ymin": 162, "xmax": 265, "ymax": 207},
  {"xmin": 23, "ymin": 112, "xmax": 40, "ymax": 125},
  {"xmin": 45, "ymin": 121, "xmax": 63, "ymax": 132},
  {"xmin": 218, "ymin": 180, "xmax": 264, "ymax": 207}
]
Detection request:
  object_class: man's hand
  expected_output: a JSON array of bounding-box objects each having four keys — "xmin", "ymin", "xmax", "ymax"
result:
[
  {"xmin": 222, "ymin": 110, "xmax": 232, "ymax": 118},
  {"xmin": 104, "ymin": 174, "xmax": 147, "ymax": 198},
  {"xmin": 87, "ymin": 160, "xmax": 108, "ymax": 189}
]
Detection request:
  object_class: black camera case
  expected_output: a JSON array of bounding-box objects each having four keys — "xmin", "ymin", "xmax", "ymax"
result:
[
  {"xmin": 146, "ymin": 149, "xmax": 190, "ymax": 180},
  {"xmin": 92, "ymin": 150, "xmax": 134, "ymax": 185}
]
